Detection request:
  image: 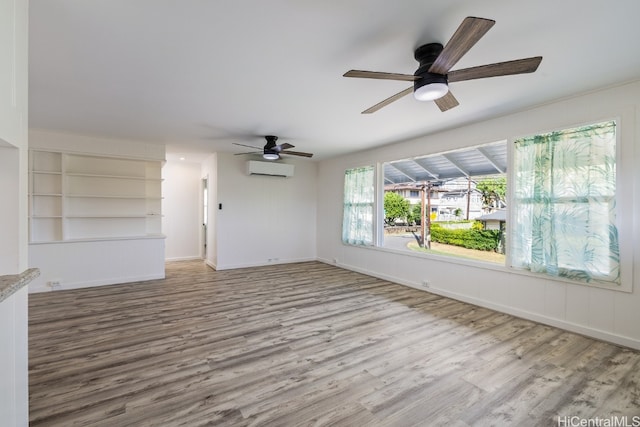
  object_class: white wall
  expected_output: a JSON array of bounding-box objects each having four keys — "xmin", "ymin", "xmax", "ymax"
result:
[
  {"xmin": 28, "ymin": 130, "xmax": 167, "ymax": 292},
  {"xmin": 163, "ymin": 159, "xmax": 202, "ymax": 261},
  {"xmin": 28, "ymin": 238, "xmax": 166, "ymax": 292},
  {"xmin": 0, "ymin": 0, "xmax": 29, "ymax": 424},
  {"xmin": 212, "ymin": 153, "xmax": 317, "ymax": 270},
  {"xmin": 0, "ymin": 287, "xmax": 28, "ymax": 427},
  {"xmin": 317, "ymin": 80, "xmax": 640, "ymax": 350},
  {"xmin": 0, "ymin": 147, "xmax": 22, "ymax": 273}
]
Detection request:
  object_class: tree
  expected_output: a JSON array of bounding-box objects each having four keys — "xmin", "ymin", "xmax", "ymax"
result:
[
  {"xmin": 384, "ymin": 192, "xmax": 410, "ymax": 225},
  {"xmin": 409, "ymin": 204, "xmax": 422, "ymax": 225},
  {"xmin": 476, "ymin": 176, "xmax": 506, "ymax": 209}
]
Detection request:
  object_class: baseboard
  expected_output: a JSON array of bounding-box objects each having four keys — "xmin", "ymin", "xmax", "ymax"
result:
[
  {"xmin": 215, "ymin": 257, "xmax": 316, "ymax": 271},
  {"xmin": 165, "ymin": 256, "xmax": 203, "ymax": 262},
  {"xmin": 29, "ymin": 273, "xmax": 166, "ymax": 293},
  {"xmin": 325, "ymin": 259, "xmax": 640, "ymax": 351}
]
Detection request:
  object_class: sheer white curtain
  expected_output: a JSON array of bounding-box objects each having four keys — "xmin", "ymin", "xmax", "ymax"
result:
[
  {"xmin": 511, "ymin": 121, "xmax": 619, "ymax": 284},
  {"xmin": 342, "ymin": 166, "xmax": 374, "ymax": 245}
]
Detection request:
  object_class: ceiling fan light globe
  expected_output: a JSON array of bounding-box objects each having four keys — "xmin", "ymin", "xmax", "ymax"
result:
[
  {"xmin": 414, "ymin": 82, "xmax": 449, "ymax": 101},
  {"xmin": 263, "ymin": 152, "xmax": 279, "ymax": 160}
]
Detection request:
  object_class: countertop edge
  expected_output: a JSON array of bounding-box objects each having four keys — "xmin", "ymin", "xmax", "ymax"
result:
[{"xmin": 0, "ymin": 268, "xmax": 40, "ymax": 303}]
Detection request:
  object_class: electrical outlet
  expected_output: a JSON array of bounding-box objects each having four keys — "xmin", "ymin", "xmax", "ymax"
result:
[
  {"xmin": 421, "ymin": 280, "xmax": 430, "ymax": 288},
  {"xmin": 48, "ymin": 280, "xmax": 62, "ymax": 290},
  {"xmin": 333, "ymin": 258, "xmax": 338, "ymax": 264}
]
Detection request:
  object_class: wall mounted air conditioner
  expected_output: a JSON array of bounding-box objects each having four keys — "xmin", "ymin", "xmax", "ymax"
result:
[{"xmin": 246, "ymin": 160, "xmax": 295, "ymax": 177}]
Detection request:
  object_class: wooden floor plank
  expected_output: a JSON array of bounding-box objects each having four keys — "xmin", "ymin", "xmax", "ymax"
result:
[{"xmin": 29, "ymin": 260, "xmax": 640, "ymax": 426}]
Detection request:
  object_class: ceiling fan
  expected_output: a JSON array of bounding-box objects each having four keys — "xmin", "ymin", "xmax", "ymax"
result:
[
  {"xmin": 344, "ymin": 16, "xmax": 542, "ymax": 114},
  {"xmin": 233, "ymin": 135, "xmax": 314, "ymax": 160}
]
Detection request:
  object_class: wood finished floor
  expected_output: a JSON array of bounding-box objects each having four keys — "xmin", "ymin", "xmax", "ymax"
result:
[{"xmin": 29, "ymin": 260, "xmax": 640, "ymax": 426}]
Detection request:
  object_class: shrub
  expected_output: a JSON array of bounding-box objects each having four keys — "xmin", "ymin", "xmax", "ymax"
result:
[
  {"xmin": 471, "ymin": 220, "xmax": 484, "ymax": 230},
  {"xmin": 430, "ymin": 223, "xmax": 501, "ymax": 251}
]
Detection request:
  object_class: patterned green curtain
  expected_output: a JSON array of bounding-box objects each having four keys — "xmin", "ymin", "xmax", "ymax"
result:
[
  {"xmin": 342, "ymin": 166, "xmax": 375, "ymax": 245},
  {"xmin": 512, "ymin": 121, "xmax": 619, "ymax": 284}
]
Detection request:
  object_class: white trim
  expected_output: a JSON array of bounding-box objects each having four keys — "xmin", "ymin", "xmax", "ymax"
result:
[
  {"xmin": 165, "ymin": 256, "xmax": 202, "ymax": 262},
  {"xmin": 214, "ymin": 257, "xmax": 317, "ymax": 271},
  {"xmin": 29, "ymin": 273, "xmax": 166, "ymax": 293},
  {"xmin": 205, "ymin": 259, "xmax": 217, "ymax": 270}
]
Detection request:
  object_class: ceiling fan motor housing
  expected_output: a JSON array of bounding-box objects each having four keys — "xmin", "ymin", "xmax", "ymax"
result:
[
  {"xmin": 413, "ymin": 43, "xmax": 448, "ymax": 100},
  {"xmin": 264, "ymin": 135, "xmax": 278, "ymax": 149},
  {"xmin": 263, "ymin": 135, "xmax": 280, "ymax": 159}
]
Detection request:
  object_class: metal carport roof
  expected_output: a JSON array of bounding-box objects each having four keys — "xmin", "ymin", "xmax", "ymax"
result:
[{"xmin": 384, "ymin": 140, "xmax": 507, "ymax": 184}]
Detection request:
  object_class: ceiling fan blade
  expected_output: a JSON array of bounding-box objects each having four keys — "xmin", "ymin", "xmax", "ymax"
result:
[
  {"xmin": 281, "ymin": 150, "xmax": 313, "ymax": 158},
  {"xmin": 234, "ymin": 151, "xmax": 260, "ymax": 156},
  {"xmin": 447, "ymin": 56, "xmax": 543, "ymax": 82},
  {"xmin": 279, "ymin": 143, "xmax": 295, "ymax": 150},
  {"xmin": 344, "ymin": 70, "xmax": 419, "ymax": 82},
  {"xmin": 233, "ymin": 142, "xmax": 263, "ymax": 150},
  {"xmin": 362, "ymin": 86, "xmax": 413, "ymax": 114},
  {"xmin": 434, "ymin": 91, "xmax": 459, "ymax": 112},
  {"xmin": 429, "ymin": 17, "xmax": 495, "ymax": 75}
]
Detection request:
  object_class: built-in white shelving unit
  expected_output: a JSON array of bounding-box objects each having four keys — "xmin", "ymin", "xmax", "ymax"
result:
[{"xmin": 29, "ymin": 150, "xmax": 163, "ymax": 243}]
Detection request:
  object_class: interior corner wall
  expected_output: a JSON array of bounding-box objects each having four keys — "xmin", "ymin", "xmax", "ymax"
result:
[
  {"xmin": 317, "ymin": 80, "xmax": 640, "ymax": 350},
  {"xmin": 0, "ymin": 147, "xmax": 22, "ymax": 273},
  {"xmin": 214, "ymin": 153, "xmax": 317, "ymax": 270},
  {"xmin": 163, "ymin": 159, "xmax": 202, "ymax": 261}
]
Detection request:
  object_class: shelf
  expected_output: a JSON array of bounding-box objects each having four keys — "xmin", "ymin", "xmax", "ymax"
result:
[
  {"xmin": 66, "ymin": 194, "xmax": 147, "ymax": 199},
  {"xmin": 29, "ymin": 150, "xmax": 163, "ymax": 243},
  {"xmin": 66, "ymin": 215, "xmax": 148, "ymax": 219},
  {"xmin": 29, "ymin": 234, "xmax": 166, "ymax": 245},
  {"xmin": 65, "ymin": 172, "xmax": 162, "ymax": 181},
  {"xmin": 30, "ymin": 150, "xmax": 62, "ymax": 174},
  {"xmin": 31, "ymin": 170, "xmax": 62, "ymax": 175}
]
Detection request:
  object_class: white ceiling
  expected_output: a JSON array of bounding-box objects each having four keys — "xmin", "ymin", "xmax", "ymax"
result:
[{"xmin": 29, "ymin": 0, "xmax": 640, "ymax": 161}]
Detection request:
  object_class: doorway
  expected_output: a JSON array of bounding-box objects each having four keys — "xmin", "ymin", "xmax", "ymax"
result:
[{"xmin": 202, "ymin": 177, "xmax": 208, "ymax": 259}]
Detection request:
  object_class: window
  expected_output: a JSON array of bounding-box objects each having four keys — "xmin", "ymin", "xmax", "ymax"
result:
[
  {"xmin": 511, "ymin": 120, "xmax": 619, "ymax": 284},
  {"xmin": 341, "ymin": 119, "xmax": 630, "ymax": 289},
  {"xmin": 382, "ymin": 141, "xmax": 507, "ymax": 263},
  {"xmin": 342, "ymin": 166, "xmax": 375, "ymax": 245}
]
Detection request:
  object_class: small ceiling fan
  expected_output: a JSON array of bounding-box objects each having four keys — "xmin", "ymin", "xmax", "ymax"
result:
[
  {"xmin": 344, "ymin": 16, "xmax": 542, "ymax": 114},
  {"xmin": 233, "ymin": 135, "xmax": 314, "ymax": 160}
]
